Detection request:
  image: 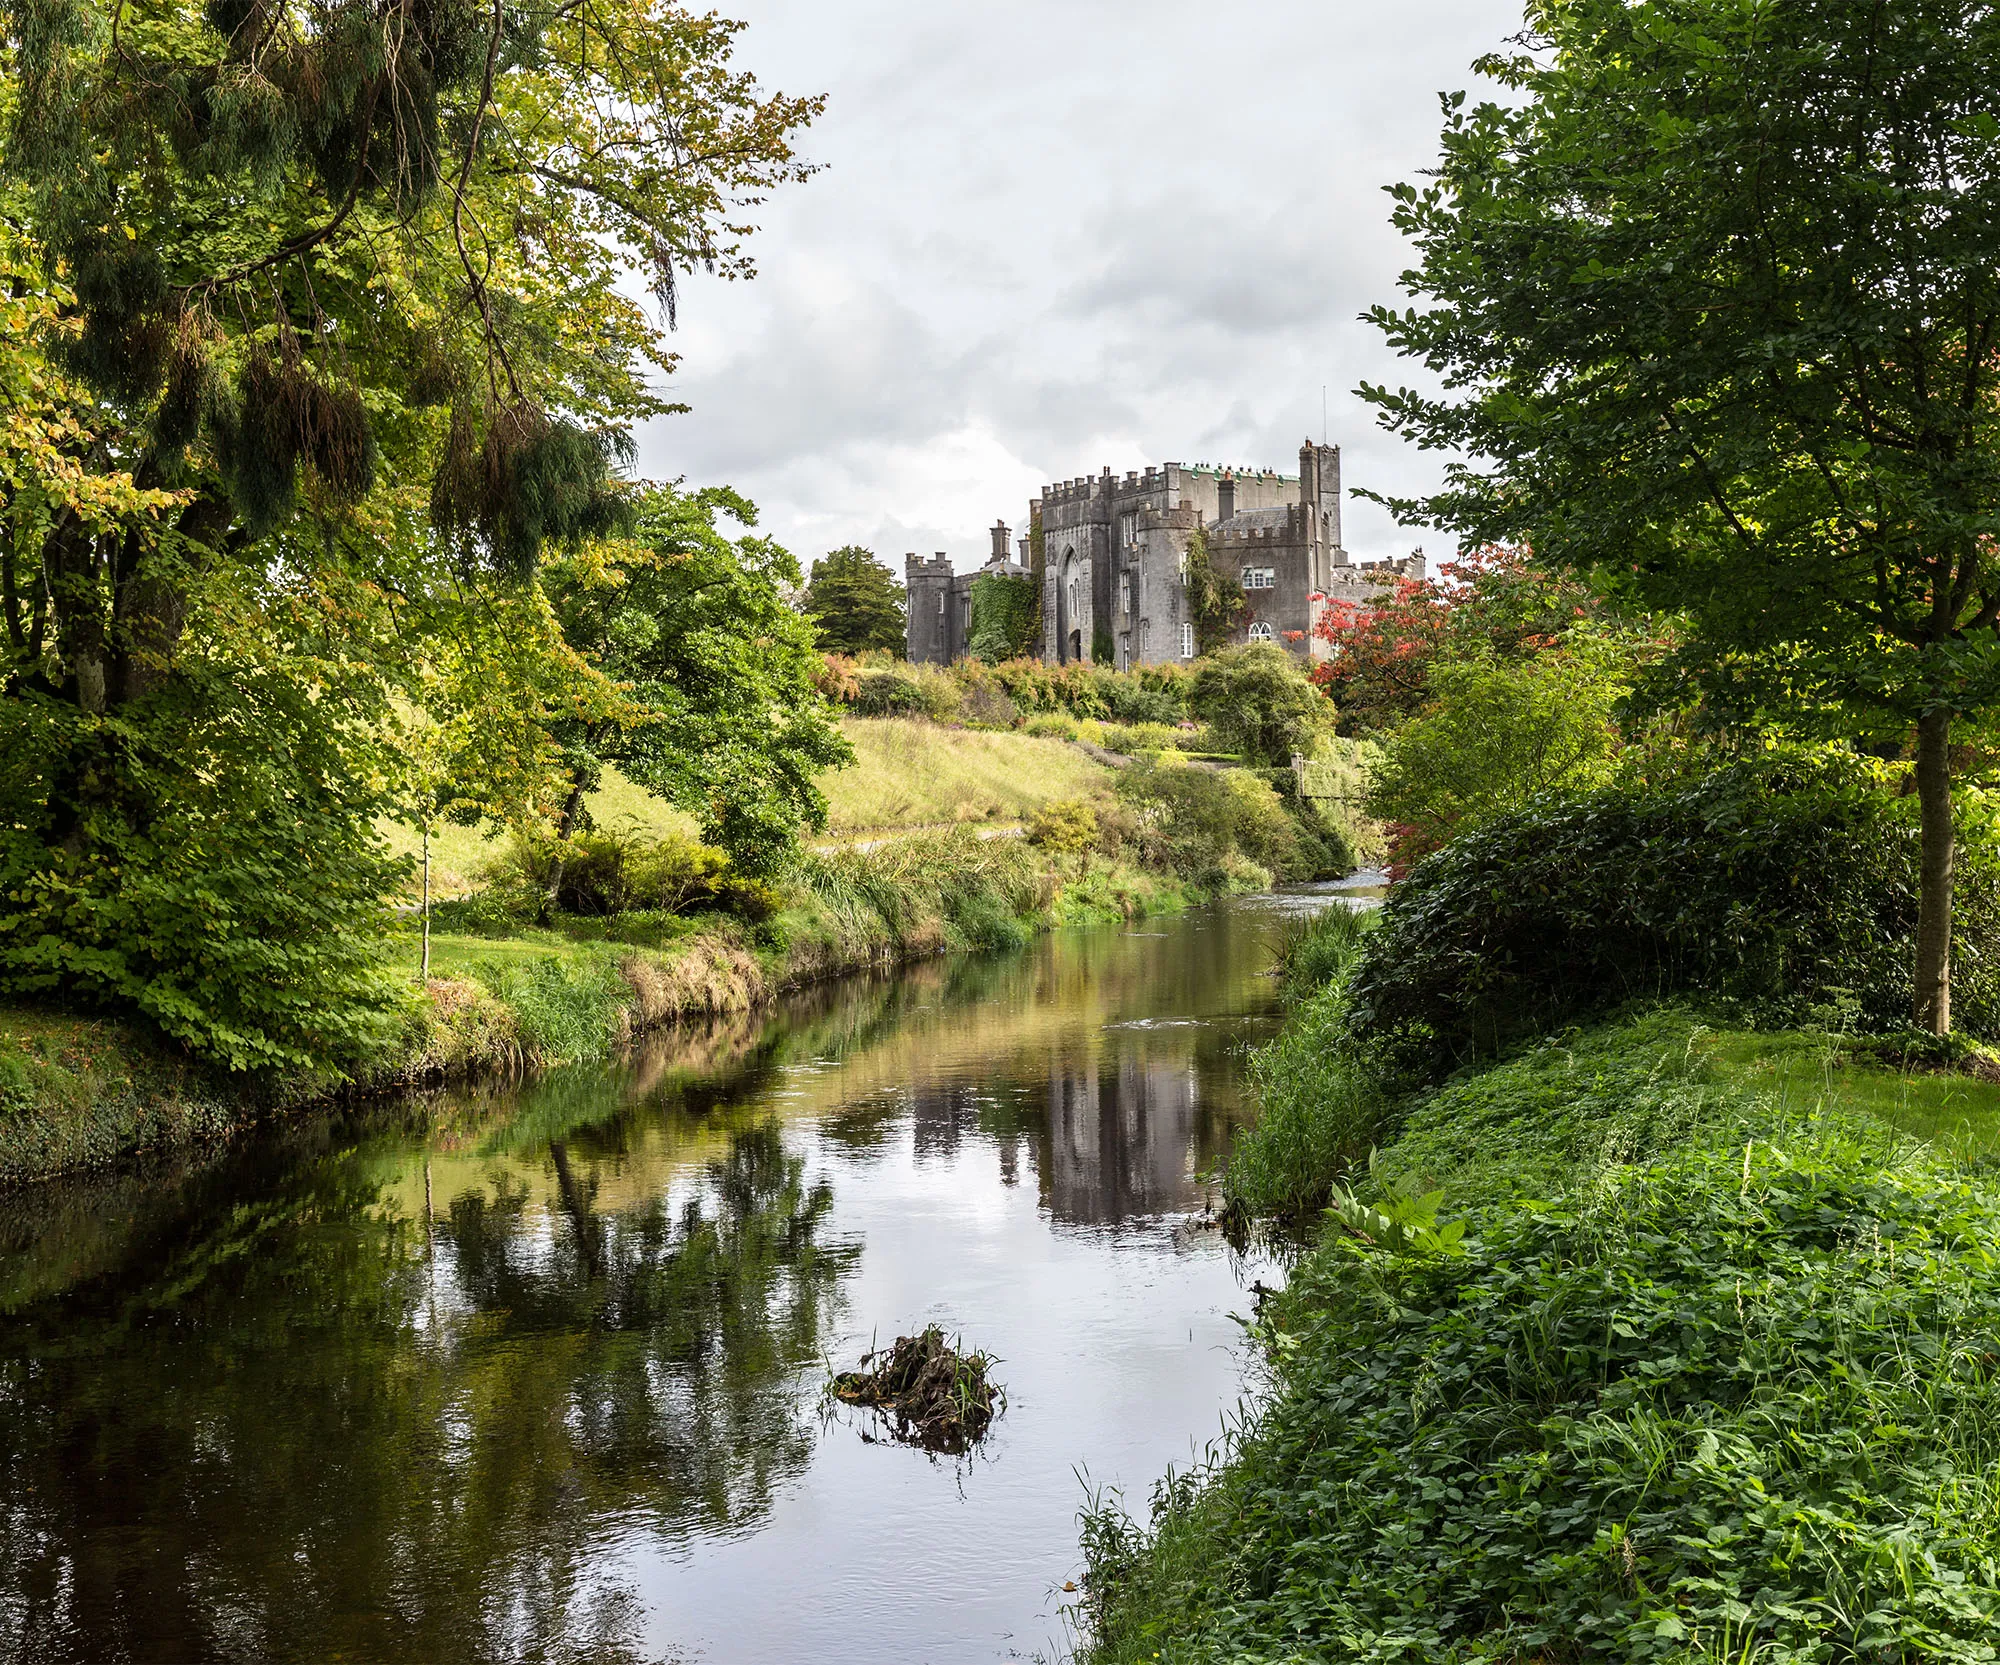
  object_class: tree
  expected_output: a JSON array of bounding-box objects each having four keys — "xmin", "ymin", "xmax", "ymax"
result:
[
  {"xmin": 536, "ymin": 486, "xmax": 852, "ymax": 888},
  {"xmin": 1365, "ymin": 0, "xmax": 2000, "ymax": 1033},
  {"xmin": 1187, "ymin": 642, "xmax": 1330, "ymax": 767},
  {"xmin": 804, "ymin": 546, "xmax": 905, "ymax": 655},
  {"xmin": 0, "ymin": 0, "xmax": 819, "ymax": 1061},
  {"xmin": 1365, "ymin": 646, "xmax": 1627, "ymax": 872},
  {"xmin": 1312, "ymin": 545, "xmax": 1591, "ymax": 733}
]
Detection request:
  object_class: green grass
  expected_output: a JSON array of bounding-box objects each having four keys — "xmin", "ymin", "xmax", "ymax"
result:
[
  {"xmin": 1086, "ymin": 1008, "xmax": 2000, "ymax": 1663},
  {"xmin": 818, "ymin": 717, "xmax": 1111, "ymax": 833}
]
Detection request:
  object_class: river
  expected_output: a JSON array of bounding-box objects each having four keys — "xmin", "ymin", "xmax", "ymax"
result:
[{"xmin": 0, "ymin": 890, "xmax": 1335, "ymax": 1664}]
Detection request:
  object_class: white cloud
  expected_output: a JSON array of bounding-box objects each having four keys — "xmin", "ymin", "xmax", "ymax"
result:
[{"xmin": 635, "ymin": 0, "xmax": 1523, "ymax": 570}]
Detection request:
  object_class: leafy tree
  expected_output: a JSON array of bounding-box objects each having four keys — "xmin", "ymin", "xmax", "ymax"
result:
[
  {"xmin": 536, "ymin": 487, "xmax": 852, "ymax": 890},
  {"xmin": 1365, "ymin": 0, "xmax": 2000, "ymax": 1033},
  {"xmin": 0, "ymin": 0, "xmax": 819, "ymax": 1060},
  {"xmin": 1365, "ymin": 645, "xmax": 1627, "ymax": 872},
  {"xmin": 804, "ymin": 546, "xmax": 905, "ymax": 655},
  {"xmin": 1312, "ymin": 545, "xmax": 1592, "ymax": 733},
  {"xmin": 1187, "ymin": 642, "xmax": 1330, "ymax": 767}
]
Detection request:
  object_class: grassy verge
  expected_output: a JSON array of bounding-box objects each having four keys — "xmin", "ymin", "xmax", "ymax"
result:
[
  {"xmin": 0, "ymin": 830, "xmax": 1193, "ymax": 1187},
  {"xmin": 1080, "ymin": 1002, "xmax": 2000, "ymax": 1662}
]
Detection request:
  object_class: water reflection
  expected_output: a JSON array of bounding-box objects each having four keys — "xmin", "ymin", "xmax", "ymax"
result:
[{"xmin": 0, "ymin": 892, "xmax": 1316, "ymax": 1663}]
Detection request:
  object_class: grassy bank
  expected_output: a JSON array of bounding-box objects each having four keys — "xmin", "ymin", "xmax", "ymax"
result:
[
  {"xmin": 379, "ymin": 718, "xmax": 1118, "ymax": 897},
  {"xmin": 0, "ymin": 829, "xmax": 1195, "ymax": 1188},
  {"xmin": 1080, "ymin": 974, "xmax": 2000, "ymax": 1660}
]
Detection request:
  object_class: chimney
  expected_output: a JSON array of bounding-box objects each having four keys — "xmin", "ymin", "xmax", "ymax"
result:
[
  {"xmin": 991, "ymin": 521, "xmax": 1011, "ymax": 566},
  {"xmin": 1217, "ymin": 473, "xmax": 1236, "ymax": 522}
]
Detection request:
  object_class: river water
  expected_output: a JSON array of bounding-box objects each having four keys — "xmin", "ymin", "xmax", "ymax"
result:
[{"xmin": 0, "ymin": 892, "xmax": 1327, "ymax": 1664}]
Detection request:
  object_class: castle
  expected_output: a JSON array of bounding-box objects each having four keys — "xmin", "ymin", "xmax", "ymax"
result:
[{"xmin": 904, "ymin": 441, "xmax": 1424, "ymax": 667}]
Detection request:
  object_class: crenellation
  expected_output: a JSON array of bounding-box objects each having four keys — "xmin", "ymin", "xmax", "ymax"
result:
[{"xmin": 905, "ymin": 432, "xmax": 1412, "ymax": 667}]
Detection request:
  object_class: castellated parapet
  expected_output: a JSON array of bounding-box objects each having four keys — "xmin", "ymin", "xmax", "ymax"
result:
[
  {"xmin": 903, "ymin": 438, "xmax": 1417, "ymax": 667},
  {"xmin": 903, "ymin": 530, "xmax": 1032, "ymax": 666}
]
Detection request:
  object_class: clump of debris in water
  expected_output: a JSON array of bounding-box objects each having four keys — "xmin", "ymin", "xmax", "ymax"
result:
[{"xmin": 827, "ymin": 1327, "xmax": 1005, "ymax": 1454}]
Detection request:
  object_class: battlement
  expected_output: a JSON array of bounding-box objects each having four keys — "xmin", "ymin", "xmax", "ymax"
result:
[{"xmin": 904, "ymin": 551, "xmax": 955, "ymax": 577}]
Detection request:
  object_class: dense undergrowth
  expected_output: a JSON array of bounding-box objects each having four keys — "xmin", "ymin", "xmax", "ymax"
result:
[{"xmin": 1082, "ymin": 890, "xmax": 2000, "ymax": 1661}]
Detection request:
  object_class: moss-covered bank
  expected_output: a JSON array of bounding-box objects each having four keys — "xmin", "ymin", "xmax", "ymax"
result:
[{"xmin": 0, "ymin": 837, "xmax": 1195, "ymax": 1188}]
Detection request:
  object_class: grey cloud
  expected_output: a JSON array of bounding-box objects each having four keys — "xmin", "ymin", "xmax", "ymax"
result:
[{"xmin": 634, "ymin": 0, "xmax": 1522, "ymax": 571}]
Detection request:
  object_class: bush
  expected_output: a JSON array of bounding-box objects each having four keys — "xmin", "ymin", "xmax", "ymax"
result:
[
  {"xmin": 851, "ymin": 668, "xmax": 959, "ymax": 721},
  {"xmin": 1186, "ymin": 643, "xmax": 1331, "ymax": 767},
  {"xmin": 1025, "ymin": 797, "xmax": 1099, "ymax": 854},
  {"xmin": 1365, "ymin": 646, "xmax": 1626, "ymax": 871},
  {"xmin": 1344, "ymin": 755, "xmax": 2000, "ymax": 1077},
  {"xmin": 1095, "ymin": 722, "xmax": 1181, "ymax": 757},
  {"xmin": 500, "ymin": 828, "xmax": 780, "ymax": 922},
  {"xmin": 1114, "ymin": 761, "xmax": 1328, "ymax": 888}
]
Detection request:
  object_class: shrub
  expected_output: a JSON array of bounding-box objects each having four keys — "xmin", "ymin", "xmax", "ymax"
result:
[
  {"xmin": 1186, "ymin": 643, "xmax": 1331, "ymax": 767},
  {"xmin": 1114, "ymin": 762, "xmax": 1319, "ymax": 888},
  {"xmin": 1025, "ymin": 798, "xmax": 1099, "ymax": 854},
  {"xmin": 1095, "ymin": 722, "xmax": 1181, "ymax": 757},
  {"xmin": 1344, "ymin": 755, "xmax": 2000, "ymax": 1077},
  {"xmin": 500, "ymin": 828, "xmax": 780, "ymax": 922},
  {"xmin": 1365, "ymin": 645, "xmax": 1626, "ymax": 871},
  {"xmin": 1025, "ymin": 711, "xmax": 1081, "ymax": 741},
  {"xmin": 1089, "ymin": 1095, "xmax": 2000, "ymax": 1663}
]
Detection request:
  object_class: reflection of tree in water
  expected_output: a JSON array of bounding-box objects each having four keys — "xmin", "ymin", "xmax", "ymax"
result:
[{"xmin": 0, "ymin": 1123, "xmax": 854, "ymax": 1665}]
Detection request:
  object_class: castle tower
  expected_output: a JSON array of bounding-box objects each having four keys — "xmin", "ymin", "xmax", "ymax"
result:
[{"xmin": 1299, "ymin": 440, "xmax": 1346, "ymax": 589}]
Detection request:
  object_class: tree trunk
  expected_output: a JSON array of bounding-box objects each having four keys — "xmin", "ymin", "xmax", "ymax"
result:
[
  {"xmin": 420, "ymin": 819, "xmax": 432, "ymax": 985},
  {"xmin": 1914, "ymin": 705, "xmax": 1955, "ymax": 1035},
  {"xmin": 540, "ymin": 779, "xmax": 587, "ymax": 923}
]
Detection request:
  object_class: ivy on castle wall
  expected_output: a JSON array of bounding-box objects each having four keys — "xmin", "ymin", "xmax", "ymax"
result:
[
  {"xmin": 1184, "ymin": 528, "xmax": 1249, "ymax": 652},
  {"xmin": 968, "ymin": 573, "xmax": 1039, "ymax": 662},
  {"xmin": 1027, "ymin": 515, "xmax": 1047, "ymax": 649}
]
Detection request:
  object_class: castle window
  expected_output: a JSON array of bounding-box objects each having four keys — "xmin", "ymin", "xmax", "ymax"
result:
[
  {"xmin": 1242, "ymin": 566, "xmax": 1276, "ymax": 590},
  {"xmin": 1119, "ymin": 572, "xmax": 1131, "ymax": 614},
  {"xmin": 1139, "ymin": 620, "xmax": 1151, "ymax": 657},
  {"xmin": 1118, "ymin": 633, "xmax": 1131, "ymax": 670},
  {"xmin": 937, "ymin": 591, "xmax": 946, "ymax": 617},
  {"xmin": 1180, "ymin": 622, "xmax": 1195, "ymax": 660},
  {"xmin": 1119, "ymin": 511, "xmax": 1137, "ymax": 548},
  {"xmin": 1248, "ymin": 621, "xmax": 1275, "ymax": 643},
  {"xmin": 1139, "ymin": 570, "xmax": 1148, "ymax": 613}
]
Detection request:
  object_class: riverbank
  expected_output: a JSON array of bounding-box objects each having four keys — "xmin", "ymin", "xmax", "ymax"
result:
[
  {"xmin": 0, "ymin": 833, "xmax": 1198, "ymax": 1187},
  {"xmin": 1078, "ymin": 989, "xmax": 2000, "ymax": 1660}
]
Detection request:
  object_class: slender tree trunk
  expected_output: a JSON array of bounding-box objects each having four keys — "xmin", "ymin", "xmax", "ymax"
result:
[
  {"xmin": 420, "ymin": 819, "xmax": 432, "ymax": 984},
  {"xmin": 540, "ymin": 778, "xmax": 587, "ymax": 923},
  {"xmin": 1914, "ymin": 705, "xmax": 1955, "ymax": 1035}
]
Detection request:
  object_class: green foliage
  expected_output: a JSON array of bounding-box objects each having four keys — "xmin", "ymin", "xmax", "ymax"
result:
[
  {"xmin": 1024, "ymin": 797, "xmax": 1099, "ymax": 855},
  {"xmin": 1182, "ymin": 527, "xmax": 1246, "ymax": 653},
  {"xmin": 1186, "ymin": 644, "xmax": 1329, "ymax": 768},
  {"xmin": 1113, "ymin": 762, "xmax": 1334, "ymax": 889},
  {"xmin": 540, "ymin": 488, "xmax": 852, "ymax": 877},
  {"xmin": 497, "ymin": 827, "xmax": 779, "ymax": 922},
  {"xmin": 1364, "ymin": 0, "xmax": 2000, "ymax": 1030},
  {"xmin": 1365, "ymin": 644, "xmax": 1627, "ymax": 869},
  {"xmin": 1086, "ymin": 1015, "xmax": 2000, "ymax": 1663},
  {"xmin": 806, "ymin": 546, "xmax": 907, "ymax": 655},
  {"xmin": 1273, "ymin": 903, "xmax": 1372, "ymax": 1001},
  {"xmin": 0, "ymin": 671, "xmax": 406, "ymax": 1073},
  {"xmin": 1224, "ymin": 980, "xmax": 1382, "ymax": 1224},
  {"xmin": 470, "ymin": 953, "xmax": 626, "ymax": 1066},
  {"xmin": 967, "ymin": 572, "xmax": 1037, "ymax": 663},
  {"xmin": 1345, "ymin": 756, "xmax": 2000, "ymax": 1080},
  {"xmin": 786, "ymin": 828, "xmax": 1045, "ymax": 956}
]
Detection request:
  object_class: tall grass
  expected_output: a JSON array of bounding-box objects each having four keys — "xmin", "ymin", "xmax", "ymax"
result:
[{"xmin": 1222, "ymin": 905, "xmax": 1381, "ymax": 1223}]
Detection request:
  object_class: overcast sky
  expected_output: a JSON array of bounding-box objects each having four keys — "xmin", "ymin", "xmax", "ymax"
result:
[{"xmin": 635, "ymin": 0, "xmax": 1524, "ymax": 573}]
